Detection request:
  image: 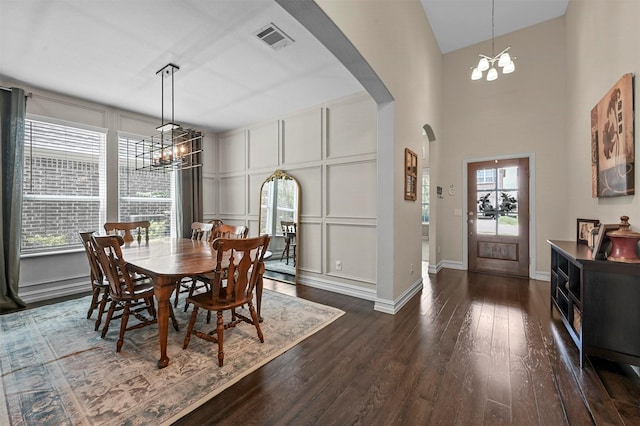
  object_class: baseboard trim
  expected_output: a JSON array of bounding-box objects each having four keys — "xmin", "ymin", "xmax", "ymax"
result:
[
  {"xmin": 298, "ymin": 275, "xmax": 377, "ymax": 301},
  {"xmin": 374, "ymin": 278, "xmax": 423, "ymax": 315}
]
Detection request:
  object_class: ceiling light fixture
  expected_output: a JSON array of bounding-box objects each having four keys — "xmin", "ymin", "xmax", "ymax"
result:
[
  {"xmin": 135, "ymin": 63, "xmax": 203, "ymax": 171},
  {"xmin": 470, "ymin": 0, "xmax": 516, "ymax": 82}
]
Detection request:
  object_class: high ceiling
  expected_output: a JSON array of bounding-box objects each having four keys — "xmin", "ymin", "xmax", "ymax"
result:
[
  {"xmin": 421, "ymin": 0, "xmax": 568, "ymax": 53},
  {"xmin": 0, "ymin": 0, "xmax": 568, "ymax": 133}
]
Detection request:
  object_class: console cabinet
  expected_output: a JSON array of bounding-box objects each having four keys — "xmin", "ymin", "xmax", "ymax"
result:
[{"xmin": 548, "ymin": 240, "xmax": 640, "ymax": 367}]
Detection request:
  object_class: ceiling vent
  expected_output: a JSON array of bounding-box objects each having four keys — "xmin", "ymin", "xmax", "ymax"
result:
[{"xmin": 255, "ymin": 23, "xmax": 294, "ymax": 50}]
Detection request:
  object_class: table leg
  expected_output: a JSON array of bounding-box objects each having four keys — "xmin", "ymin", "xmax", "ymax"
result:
[{"xmin": 154, "ymin": 276, "xmax": 175, "ymax": 369}]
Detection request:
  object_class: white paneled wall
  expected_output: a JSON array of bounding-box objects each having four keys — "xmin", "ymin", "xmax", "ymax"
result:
[{"xmin": 209, "ymin": 92, "xmax": 378, "ymax": 296}]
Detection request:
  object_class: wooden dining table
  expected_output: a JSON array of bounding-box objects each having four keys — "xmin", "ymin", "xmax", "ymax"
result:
[{"xmin": 121, "ymin": 238, "xmax": 264, "ymax": 369}]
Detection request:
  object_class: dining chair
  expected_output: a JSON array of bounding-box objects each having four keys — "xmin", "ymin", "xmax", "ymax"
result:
[
  {"xmin": 79, "ymin": 231, "xmax": 111, "ymax": 331},
  {"xmin": 104, "ymin": 220, "xmax": 150, "ymax": 244},
  {"xmin": 92, "ymin": 235, "xmax": 179, "ymax": 352},
  {"xmin": 183, "ymin": 234, "xmax": 271, "ymax": 366},
  {"xmin": 184, "ymin": 224, "xmax": 250, "ymax": 312},
  {"xmin": 173, "ymin": 222, "xmax": 215, "ymax": 308},
  {"xmin": 208, "ymin": 219, "xmax": 223, "ymax": 234},
  {"xmin": 280, "ymin": 221, "xmax": 297, "ymax": 266},
  {"xmin": 208, "ymin": 224, "xmax": 248, "ymax": 242},
  {"xmin": 191, "ymin": 222, "xmax": 214, "ymax": 241}
]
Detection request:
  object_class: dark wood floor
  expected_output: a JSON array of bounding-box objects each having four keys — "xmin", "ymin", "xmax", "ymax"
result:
[{"xmin": 175, "ymin": 268, "xmax": 640, "ymax": 425}]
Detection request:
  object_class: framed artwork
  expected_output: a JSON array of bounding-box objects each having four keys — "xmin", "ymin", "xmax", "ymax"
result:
[
  {"xmin": 404, "ymin": 148, "xmax": 418, "ymax": 201},
  {"xmin": 576, "ymin": 218, "xmax": 599, "ymax": 245},
  {"xmin": 591, "ymin": 73, "xmax": 635, "ymax": 198},
  {"xmin": 591, "ymin": 223, "xmax": 620, "ymax": 259}
]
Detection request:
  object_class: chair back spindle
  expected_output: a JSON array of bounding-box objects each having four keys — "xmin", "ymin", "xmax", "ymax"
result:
[{"xmin": 104, "ymin": 221, "xmax": 150, "ymax": 244}]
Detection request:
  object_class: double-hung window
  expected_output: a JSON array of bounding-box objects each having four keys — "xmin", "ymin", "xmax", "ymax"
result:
[
  {"xmin": 22, "ymin": 116, "xmax": 107, "ymax": 253},
  {"xmin": 118, "ymin": 134, "xmax": 175, "ymax": 239}
]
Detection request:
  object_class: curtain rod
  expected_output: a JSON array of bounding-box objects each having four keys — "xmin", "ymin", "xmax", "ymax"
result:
[{"xmin": 0, "ymin": 86, "xmax": 32, "ymax": 97}]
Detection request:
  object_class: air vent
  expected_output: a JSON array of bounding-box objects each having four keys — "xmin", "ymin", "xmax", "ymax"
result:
[{"xmin": 255, "ymin": 23, "xmax": 294, "ymax": 50}]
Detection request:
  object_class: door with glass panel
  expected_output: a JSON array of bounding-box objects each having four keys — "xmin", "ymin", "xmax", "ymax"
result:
[{"xmin": 467, "ymin": 158, "xmax": 529, "ymax": 277}]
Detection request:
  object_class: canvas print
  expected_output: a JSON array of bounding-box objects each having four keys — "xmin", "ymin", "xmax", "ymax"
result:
[{"xmin": 591, "ymin": 73, "xmax": 635, "ymax": 198}]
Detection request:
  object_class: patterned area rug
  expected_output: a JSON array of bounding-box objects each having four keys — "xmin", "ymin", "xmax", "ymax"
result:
[
  {"xmin": 264, "ymin": 259, "xmax": 295, "ymax": 275},
  {"xmin": 0, "ymin": 290, "xmax": 344, "ymax": 425}
]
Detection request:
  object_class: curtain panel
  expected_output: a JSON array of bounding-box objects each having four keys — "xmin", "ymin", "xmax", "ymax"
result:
[{"xmin": 0, "ymin": 87, "xmax": 27, "ymax": 312}]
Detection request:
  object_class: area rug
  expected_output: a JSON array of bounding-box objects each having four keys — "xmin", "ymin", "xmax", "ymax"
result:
[
  {"xmin": 0, "ymin": 289, "xmax": 344, "ymax": 425},
  {"xmin": 264, "ymin": 259, "xmax": 296, "ymax": 275}
]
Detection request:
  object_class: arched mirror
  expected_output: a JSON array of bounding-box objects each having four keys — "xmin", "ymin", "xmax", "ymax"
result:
[{"xmin": 258, "ymin": 169, "xmax": 301, "ymax": 284}]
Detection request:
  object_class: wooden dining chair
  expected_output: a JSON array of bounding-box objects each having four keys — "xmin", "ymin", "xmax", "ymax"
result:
[
  {"xmin": 104, "ymin": 220, "xmax": 150, "ymax": 244},
  {"xmin": 183, "ymin": 234, "xmax": 271, "ymax": 366},
  {"xmin": 183, "ymin": 224, "xmax": 250, "ymax": 312},
  {"xmin": 79, "ymin": 231, "xmax": 111, "ymax": 331},
  {"xmin": 191, "ymin": 222, "xmax": 214, "ymax": 241},
  {"xmin": 173, "ymin": 222, "xmax": 215, "ymax": 308},
  {"xmin": 208, "ymin": 224, "xmax": 248, "ymax": 242},
  {"xmin": 208, "ymin": 219, "xmax": 223, "ymax": 234},
  {"xmin": 92, "ymin": 235, "xmax": 179, "ymax": 352},
  {"xmin": 280, "ymin": 221, "xmax": 297, "ymax": 265}
]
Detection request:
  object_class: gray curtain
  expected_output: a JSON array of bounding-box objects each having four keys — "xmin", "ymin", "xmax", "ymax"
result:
[
  {"xmin": 176, "ymin": 129, "xmax": 203, "ymax": 238},
  {"xmin": 0, "ymin": 87, "xmax": 26, "ymax": 312}
]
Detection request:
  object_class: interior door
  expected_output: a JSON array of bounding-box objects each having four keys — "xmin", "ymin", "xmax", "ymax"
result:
[{"xmin": 467, "ymin": 158, "xmax": 529, "ymax": 277}]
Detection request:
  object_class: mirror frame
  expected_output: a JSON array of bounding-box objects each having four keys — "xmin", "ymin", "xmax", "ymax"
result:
[{"xmin": 258, "ymin": 169, "xmax": 301, "ymax": 284}]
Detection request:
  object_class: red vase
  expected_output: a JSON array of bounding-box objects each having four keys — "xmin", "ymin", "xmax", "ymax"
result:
[{"xmin": 607, "ymin": 216, "xmax": 640, "ymax": 263}]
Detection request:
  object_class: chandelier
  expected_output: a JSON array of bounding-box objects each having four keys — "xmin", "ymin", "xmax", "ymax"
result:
[
  {"xmin": 134, "ymin": 63, "xmax": 202, "ymax": 171},
  {"xmin": 470, "ymin": 0, "xmax": 516, "ymax": 81}
]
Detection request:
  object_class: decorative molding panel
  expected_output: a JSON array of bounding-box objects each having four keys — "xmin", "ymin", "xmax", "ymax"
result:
[
  {"xmin": 218, "ymin": 130, "xmax": 245, "ymax": 173},
  {"xmin": 203, "ymin": 176, "xmax": 216, "ymax": 217},
  {"xmin": 326, "ymin": 222, "xmax": 376, "ymax": 283},
  {"xmin": 248, "ymin": 172, "xmax": 272, "ymax": 216},
  {"xmin": 326, "ymin": 160, "xmax": 376, "ymax": 219},
  {"xmin": 282, "ymin": 108, "xmax": 322, "ymax": 164},
  {"xmin": 289, "ymin": 165, "xmax": 322, "ymax": 218},
  {"xmin": 248, "ymin": 121, "xmax": 279, "ymax": 170},
  {"xmin": 327, "ymin": 93, "xmax": 377, "ymax": 159},
  {"xmin": 219, "ymin": 175, "xmax": 246, "ymax": 215},
  {"xmin": 299, "ymin": 221, "xmax": 322, "ymax": 273}
]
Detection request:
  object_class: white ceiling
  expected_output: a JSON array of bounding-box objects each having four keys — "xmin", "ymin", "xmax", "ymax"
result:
[{"xmin": 0, "ymin": 0, "xmax": 568, "ymax": 133}]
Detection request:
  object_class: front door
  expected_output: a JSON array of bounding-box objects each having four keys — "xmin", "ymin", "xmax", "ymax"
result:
[{"xmin": 467, "ymin": 158, "xmax": 529, "ymax": 277}]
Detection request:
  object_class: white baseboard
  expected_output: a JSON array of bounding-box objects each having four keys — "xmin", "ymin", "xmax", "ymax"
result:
[
  {"xmin": 374, "ymin": 277, "xmax": 423, "ymax": 314},
  {"xmin": 298, "ymin": 275, "xmax": 377, "ymax": 301}
]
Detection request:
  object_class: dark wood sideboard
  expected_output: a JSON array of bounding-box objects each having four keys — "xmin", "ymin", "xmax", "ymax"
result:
[{"xmin": 548, "ymin": 240, "xmax": 640, "ymax": 368}]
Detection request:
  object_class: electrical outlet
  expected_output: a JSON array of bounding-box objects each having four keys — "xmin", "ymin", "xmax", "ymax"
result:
[
  {"xmin": 410, "ymin": 263, "xmax": 414, "ymax": 275},
  {"xmin": 335, "ymin": 260, "xmax": 342, "ymax": 271}
]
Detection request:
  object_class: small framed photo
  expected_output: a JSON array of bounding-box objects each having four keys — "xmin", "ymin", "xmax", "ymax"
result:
[
  {"xmin": 591, "ymin": 223, "xmax": 619, "ymax": 259},
  {"xmin": 577, "ymin": 218, "xmax": 600, "ymax": 245}
]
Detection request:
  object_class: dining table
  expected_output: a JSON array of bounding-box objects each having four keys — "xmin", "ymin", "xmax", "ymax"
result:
[{"xmin": 121, "ymin": 237, "xmax": 264, "ymax": 369}]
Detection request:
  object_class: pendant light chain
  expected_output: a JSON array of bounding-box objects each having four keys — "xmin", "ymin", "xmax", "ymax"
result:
[{"xmin": 469, "ymin": 0, "xmax": 516, "ymax": 82}]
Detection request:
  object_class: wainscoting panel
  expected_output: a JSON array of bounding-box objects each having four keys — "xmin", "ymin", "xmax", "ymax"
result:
[
  {"xmin": 282, "ymin": 108, "xmax": 322, "ymax": 165},
  {"xmin": 326, "ymin": 160, "xmax": 376, "ymax": 219},
  {"xmin": 248, "ymin": 172, "xmax": 271, "ymax": 217},
  {"xmin": 326, "ymin": 222, "xmax": 376, "ymax": 284},
  {"xmin": 218, "ymin": 130, "xmax": 245, "ymax": 174},
  {"xmin": 219, "ymin": 175, "xmax": 246, "ymax": 216},
  {"xmin": 203, "ymin": 176, "xmax": 216, "ymax": 218},
  {"xmin": 202, "ymin": 136, "xmax": 216, "ymax": 178},
  {"xmin": 299, "ymin": 221, "xmax": 322, "ymax": 274},
  {"xmin": 326, "ymin": 93, "xmax": 377, "ymax": 160},
  {"xmin": 248, "ymin": 121, "xmax": 279, "ymax": 170},
  {"xmin": 289, "ymin": 165, "xmax": 322, "ymax": 219}
]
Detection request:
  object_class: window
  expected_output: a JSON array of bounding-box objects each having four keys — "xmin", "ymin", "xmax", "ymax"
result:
[
  {"xmin": 421, "ymin": 170, "xmax": 430, "ymax": 223},
  {"xmin": 477, "ymin": 169, "xmax": 495, "ymax": 184},
  {"xmin": 118, "ymin": 134, "xmax": 175, "ymax": 239},
  {"xmin": 22, "ymin": 117, "xmax": 106, "ymax": 253}
]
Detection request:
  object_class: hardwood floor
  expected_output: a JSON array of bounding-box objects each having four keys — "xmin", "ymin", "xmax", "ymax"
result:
[{"xmin": 174, "ymin": 269, "xmax": 640, "ymax": 425}]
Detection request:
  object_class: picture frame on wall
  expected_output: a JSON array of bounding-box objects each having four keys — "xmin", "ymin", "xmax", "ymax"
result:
[
  {"xmin": 590, "ymin": 73, "xmax": 635, "ymax": 198},
  {"xmin": 591, "ymin": 223, "xmax": 619, "ymax": 259},
  {"xmin": 404, "ymin": 148, "xmax": 418, "ymax": 201},
  {"xmin": 577, "ymin": 218, "xmax": 600, "ymax": 245}
]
